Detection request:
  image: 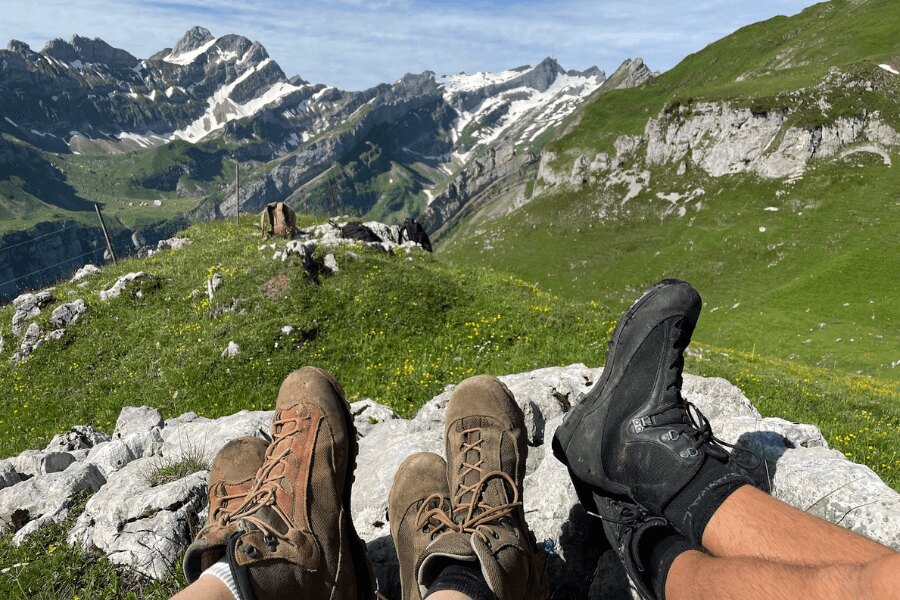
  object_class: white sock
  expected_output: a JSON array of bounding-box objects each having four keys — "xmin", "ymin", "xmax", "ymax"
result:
[{"xmin": 199, "ymin": 556, "xmax": 240, "ymax": 599}]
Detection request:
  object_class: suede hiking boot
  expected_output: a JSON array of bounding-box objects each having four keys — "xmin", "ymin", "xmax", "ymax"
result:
[
  {"xmin": 225, "ymin": 367, "xmax": 375, "ymax": 600},
  {"xmin": 183, "ymin": 436, "xmax": 268, "ymax": 583},
  {"xmin": 418, "ymin": 375, "xmax": 548, "ymax": 600},
  {"xmin": 388, "ymin": 452, "xmax": 453, "ymax": 600},
  {"xmin": 553, "ymin": 279, "xmax": 752, "ymax": 543}
]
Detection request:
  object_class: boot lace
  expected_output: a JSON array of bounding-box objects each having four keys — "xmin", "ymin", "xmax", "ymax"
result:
[
  {"xmin": 638, "ymin": 318, "xmax": 761, "ymax": 471},
  {"xmin": 441, "ymin": 426, "xmax": 523, "ymax": 543},
  {"xmin": 226, "ymin": 413, "xmax": 306, "ymax": 545}
]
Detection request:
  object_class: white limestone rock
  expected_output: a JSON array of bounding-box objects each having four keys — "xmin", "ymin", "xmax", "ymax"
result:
[
  {"xmin": 70, "ymin": 264, "xmax": 101, "ymax": 283},
  {"xmin": 68, "ymin": 459, "xmax": 208, "ymax": 579},
  {"xmin": 11, "ymin": 291, "xmax": 54, "ymax": 336},
  {"xmin": 49, "ymin": 299, "xmax": 87, "ymax": 328},
  {"xmin": 350, "ymin": 399, "xmax": 400, "ymax": 437},
  {"xmin": 114, "ymin": 406, "xmax": 164, "ymax": 437},
  {"xmin": 0, "ymin": 462, "xmax": 105, "ymax": 535},
  {"xmin": 44, "ymin": 425, "xmax": 110, "ymax": 452},
  {"xmin": 99, "ymin": 272, "xmax": 152, "ymax": 301}
]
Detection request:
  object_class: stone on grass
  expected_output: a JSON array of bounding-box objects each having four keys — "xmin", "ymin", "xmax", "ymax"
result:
[
  {"xmin": 0, "ymin": 462, "xmax": 105, "ymax": 536},
  {"xmin": 68, "ymin": 459, "xmax": 208, "ymax": 579},
  {"xmin": 70, "ymin": 264, "xmax": 101, "ymax": 283},
  {"xmin": 324, "ymin": 253, "xmax": 339, "ymax": 273},
  {"xmin": 156, "ymin": 237, "xmax": 191, "ymax": 251},
  {"xmin": 114, "ymin": 406, "xmax": 164, "ymax": 438},
  {"xmin": 11, "ymin": 291, "xmax": 54, "ymax": 336},
  {"xmin": 99, "ymin": 272, "xmax": 152, "ymax": 301},
  {"xmin": 206, "ymin": 272, "xmax": 223, "ymax": 301},
  {"xmin": 44, "ymin": 425, "xmax": 110, "ymax": 452},
  {"xmin": 49, "ymin": 299, "xmax": 86, "ymax": 328},
  {"xmin": 221, "ymin": 341, "xmax": 240, "ymax": 358}
]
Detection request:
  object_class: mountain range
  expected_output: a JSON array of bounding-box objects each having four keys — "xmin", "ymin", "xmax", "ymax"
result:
[{"xmin": 0, "ymin": 26, "xmax": 652, "ymax": 299}]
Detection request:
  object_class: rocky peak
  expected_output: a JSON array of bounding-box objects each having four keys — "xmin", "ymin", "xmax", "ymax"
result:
[
  {"xmin": 527, "ymin": 57, "xmax": 567, "ymax": 92},
  {"xmin": 40, "ymin": 38, "xmax": 78, "ymax": 63},
  {"xmin": 70, "ymin": 35, "xmax": 138, "ymax": 68},
  {"xmin": 607, "ymin": 57, "xmax": 653, "ymax": 89},
  {"xmin": 172, "ymin": 26, "xmax": 214, "ymax": 56},
  {"xmin": 569, "ymin": 65, "xmax": 605, "ymax": 79},
  {"xmin": 39, "ymin": 35, "xmax": 137, "ymax": 68},
  {"xmin": 6, "ymin": 40, "xmax": 36, "ymax": 58}
]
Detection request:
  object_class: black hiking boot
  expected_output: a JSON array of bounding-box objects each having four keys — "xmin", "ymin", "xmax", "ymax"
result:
[{"xmin": 553, "ymin": 279, "xmax": 752, "ymax": 543}]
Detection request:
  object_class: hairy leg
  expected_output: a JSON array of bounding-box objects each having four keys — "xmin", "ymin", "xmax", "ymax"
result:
[
  {"xmin": 667, "ymin": 549, "xmax": 900, "ymax": 600},
  {"xmin": 703, "ymin": 485, "xmax": 894, "ymax": 565},
  {"xmin": 170, "ymin": 575, "xmax": 234, "ymax": 600}
]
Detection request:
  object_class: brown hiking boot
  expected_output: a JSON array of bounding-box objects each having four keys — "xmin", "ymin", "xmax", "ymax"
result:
[
  {"xmin": 388, "ymin": 452, "xmax": 453, "ymax": 600},
  {"xmin": 418, "ymin": 375, "xmax": 548, "ymax": 600},
  {"xmin": 225, "ymin": 367, "xmax": 376, "ymax": 600},
  {"xmin": 183, "ymin": 435, "xmax": 268, "ymax": 583}
]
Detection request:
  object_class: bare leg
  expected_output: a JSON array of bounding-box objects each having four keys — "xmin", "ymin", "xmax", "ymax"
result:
[
  {"xmin": 703, "ymin": 485, "xmax": 894, "ymax": 565},
  {"xmin": 427, "ymin": 592, "xmax": 474, "ymax": 600},
  {"xmin": 667, "ymin": 549, "xmax": 900, "ymax": 600},
  {"xmin": 170, "ymin": 575, "xmax": 234, "ymax": 600}
]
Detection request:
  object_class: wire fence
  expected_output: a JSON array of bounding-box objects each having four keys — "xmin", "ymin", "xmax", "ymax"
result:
[
  {"xmin": 0, "ymin": 223, "xmax": 81, "ymax": 255},
  {"xmin": 0, "ymin": 246, "xmax": 105, "ymax": 290}
]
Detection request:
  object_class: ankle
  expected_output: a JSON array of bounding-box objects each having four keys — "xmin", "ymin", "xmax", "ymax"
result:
[
  {"xmin": 425, "ymin": 559, "xmax": 496, "ymax": 600},
  {"xmin": 662, "ymin": 457, "xmax": 751, "ymax": 545}
]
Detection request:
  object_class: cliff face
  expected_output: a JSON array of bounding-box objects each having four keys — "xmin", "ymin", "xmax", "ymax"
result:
[
  {"xmin": 0, "ymin": 222, "xmax": 112, "ymax": 302},
  {"xmin": 535, "ymin": 66, "xmax": 900, "ymax": 212}
]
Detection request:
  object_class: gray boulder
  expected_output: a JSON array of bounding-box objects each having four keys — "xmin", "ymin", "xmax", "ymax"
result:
[
  {"xmin": 114, "ymin": 406, "xmax": 164, "ymax": 437},
  {"xmin": 68, "ymin": 459, "xmax": 208, "ymax": 579},
  {"xmin": 0, "ymin": 460, "xmax": 20, "ymax": 490},
  {"xmin": 99, "ymin": 272, "xmax": 153, "ymax": 301},
  {"xmin": 12, "ymin": 322, "xmax": 43, "ymax": 363},
  {"xmin": 44, "ymin": 425, "xmax": 110, "ymax": 452},
  {"xmin": 0, "ymin": 462, "xmax": 105, "ymax": 535},
  {"xmin": 349, "ymin": 398, "xmax": 400, "ymax": 437},
  {"xmin": 11, "ymin": 291, "xmax": 54, "ymax": 336},
  {"xmin": 70, "ymin": 264, "xmax": 101, "ymax": 283},
  {"xmin": 156, "ymin": 237, "xmax": 191, "ymax": 251},
  {"xmin": 49, "ymin": 299, "xmax": 87, "ymax": 328}
]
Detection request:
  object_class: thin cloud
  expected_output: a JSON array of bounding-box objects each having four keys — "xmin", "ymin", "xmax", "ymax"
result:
[{"xmin": 0, "ymin": 0, "xmax": 815, "ymax": 90}]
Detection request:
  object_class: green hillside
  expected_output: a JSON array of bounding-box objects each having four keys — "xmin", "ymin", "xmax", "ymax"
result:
[{"xmin": 546, "ymin": 0, "xmax": 900, "ymax": 163}]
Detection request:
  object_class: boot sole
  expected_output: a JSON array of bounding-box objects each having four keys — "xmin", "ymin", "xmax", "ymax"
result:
[
  {"xmin": 313, "ymin": 367, "xmax": 378, "ymax": 600},
  {"xmin": 552, "ymin": 279, "xmax": 686, "ymax": 496}
]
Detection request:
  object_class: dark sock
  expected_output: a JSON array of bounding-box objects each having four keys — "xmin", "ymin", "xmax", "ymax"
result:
[
  {"xmin": 663, "ymin": 456, "xmax": 752, "ymax": 545},
  {"xmin": 645, "ymin": 530, "xmax": 698, "ymax": 600},
  {"xmin": 425, "ymin": 559, "xmax": 496, "ymax": 600}
]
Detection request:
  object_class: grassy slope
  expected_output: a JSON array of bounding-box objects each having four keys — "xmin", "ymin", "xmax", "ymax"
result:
[
  {"xmin": 439, "ymin": 0, "xmax": 899, "ymax": 476},
  {"xmin": 0, "ymin": 216, "xmax": 897, "ymax": 598},
  {"xmin": 0, "ymin": 218, "xmax": 617, "ymax": 459},
  {"xmin": 0, "ymin": 139, "xmax": 233, "ymax": 236},
  {"xmin": 547, "ymin": 0, "xmax": 900, "ymax": 162}
]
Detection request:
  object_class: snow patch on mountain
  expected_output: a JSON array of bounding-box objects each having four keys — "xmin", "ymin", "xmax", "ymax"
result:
[
  {"xmin": 878, "ymin": 63, "xmax": 898, "ymax": 75},
  {"xmin": 164, "ymin": 37, "xmax": 218, "ymax": 66},
  {"xmin": 438, "ymin": 68, "xmax": 527, "ymax": 94},
  {"xmin": 442, "ymin": 69, "xmax": 604, "ymax": 154},
  {"xmin": 173, "ymin": 58, "xmax": 305, "ymax": 142}
]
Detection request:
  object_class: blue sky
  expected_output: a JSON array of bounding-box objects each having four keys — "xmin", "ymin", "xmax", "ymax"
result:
[{"xmin": 1, "ymin": 0, "xmax": 817, "ymax": 90}]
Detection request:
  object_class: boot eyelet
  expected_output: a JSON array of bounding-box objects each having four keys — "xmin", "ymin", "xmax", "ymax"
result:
[
  {"xmin": 661, "ymin": 430, "xmax": 679, "ymax": 442},
  {"xmin": 244, "ymin": 544, "xmax": 258, "ymax": 557},
  {"xmin": 680, "ymin": 448, "xmax": 699, "ymax": 458}
]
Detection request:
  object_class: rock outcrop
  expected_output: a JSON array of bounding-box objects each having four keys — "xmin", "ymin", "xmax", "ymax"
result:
[{"xmin": 1, "ymin": 365, "xmax": 897, "ymax": 595}]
